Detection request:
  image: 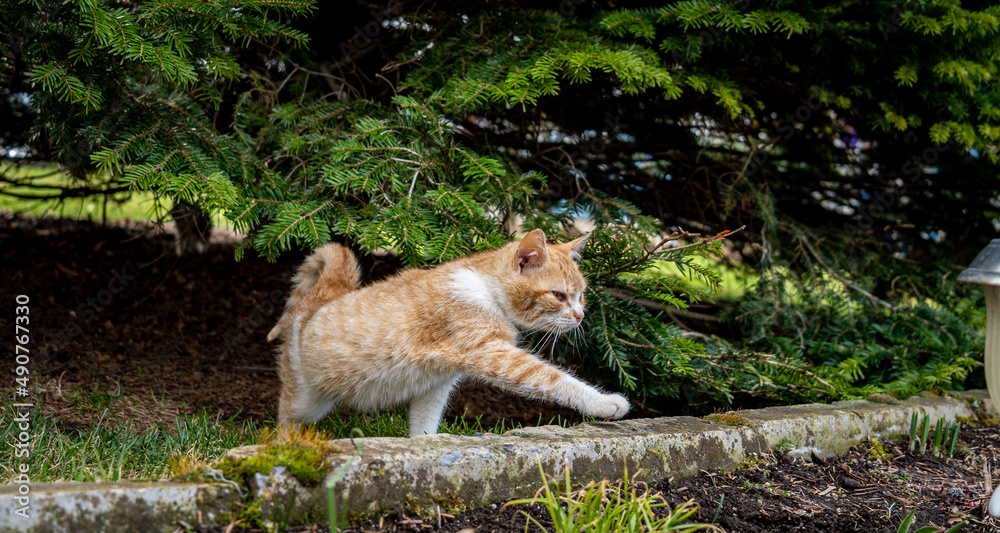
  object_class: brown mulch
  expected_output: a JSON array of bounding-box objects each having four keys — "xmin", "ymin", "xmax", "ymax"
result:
[
  {"xmin": 650, "ymin": 428, "xmax": 1000, "ymax": 533},
  {"xmin": 380, "ymin": 426, "xmax": 1000, "ymax": 532},
  {"xmin": 0, "ymin": 210, "xmax": 584, "ymax": 430},
  {"xmin": 171, "ymin": 424, "xmax": 1000, "ymax": 532}
]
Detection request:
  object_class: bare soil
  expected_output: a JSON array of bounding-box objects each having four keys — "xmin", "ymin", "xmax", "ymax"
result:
[{"xmin": 181, "ymin": 424, "xmax": 1000, "ymax": 532}]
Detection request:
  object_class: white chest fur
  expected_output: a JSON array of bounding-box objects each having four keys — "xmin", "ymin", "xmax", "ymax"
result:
[{"xmin": 447, "ymin": 267, "xmax": 506, "ymax": 317}]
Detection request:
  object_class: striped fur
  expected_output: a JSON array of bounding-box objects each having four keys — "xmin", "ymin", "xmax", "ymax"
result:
[{"xmin": 269, "ymin": 230, "xmax": 629, "ymax": 437}]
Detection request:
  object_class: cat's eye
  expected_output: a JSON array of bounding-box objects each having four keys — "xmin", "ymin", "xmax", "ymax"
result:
[{"xmin": 552, "ymin": 290, "xmax": 567, "ymax": 302}]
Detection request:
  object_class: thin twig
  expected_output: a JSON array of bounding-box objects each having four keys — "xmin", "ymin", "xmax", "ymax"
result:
[
  {"xmin": 792, "ymin": 229, "xmax": 897, "ymax": 311},
  {"xmin": 756, "ymin": 356, "xmax": 839, "ymax": 393},
  {"xmin": 407, "ymin": 170, "xmax": 420, "ymax": 197},
  {"xmin": 603, "ymin": 225, "xmax": 746, "ymax": 278}
]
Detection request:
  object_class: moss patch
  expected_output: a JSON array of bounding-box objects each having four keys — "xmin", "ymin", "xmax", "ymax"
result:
[
  {"xmin": 214, "ymin": 425, "xmax": 345, "ymax": 487},
  {"xmin": 167, "ymin": 453, "xmax": 213, "ymax": 483},
  {"xmin": 218, "ymin": 441, "xmax": 328, "ymax": 485},
  {"xmin": 705, "ymin": 411, "xmax": 754, "ymax": 427},
  {"xmin": 866, "ymin": 393, "xmax": 900, "ymax": 405},
  {"xmin": 221, "ymin": 498, "xmax": 264, "ymax": 529},
  {"xmin": 736, "ymin": 453, "xmax": 768, "ymax": 470},
  {"xmin": 866, "ymin": 439, "xmax": 892, "ymax": 462},
  {"xmin": 404, "ymin": 491, "xmax": 469, "ymax": 519}
]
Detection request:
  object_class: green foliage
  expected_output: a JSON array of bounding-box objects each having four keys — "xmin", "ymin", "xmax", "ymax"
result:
[
  {"xmin": 403, "ymin": 11, "xmax": 674, "ymax": 112},
  {"xmin": 3, "ymin": 0, "xmax": 310, "ymax": 207},
  {"xmin": 4, "ymin": 0, "xmax": 999, "ymax": 413},
  {"xmin": 907, "ymin": 412, "xmax": 962, "ymax": 458},
  {"xmin": 732, "ymin": 264, "xmax": 982, "ymax": 403},
  {"xmin": 896, "ymin": 508, "xmax": 966, "ymax": 533},
  {"xmin": 559, "ymin": 226, "xmax": 813, "ymax": 405},
  {"xmin": 505, "ymin": 460, "xmax": 722, "ymax": 533},
  {"xmin": 235, "ymin": 95, "xmax": 525, "ymax": 261}
]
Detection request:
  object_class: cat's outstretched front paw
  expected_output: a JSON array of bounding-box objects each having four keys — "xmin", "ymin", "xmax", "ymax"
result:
[{"xmin": 588, "ymin": 393, "xmax": 630, "ymax": 419}]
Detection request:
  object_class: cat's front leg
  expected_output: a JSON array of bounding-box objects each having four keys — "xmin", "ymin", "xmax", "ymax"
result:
[
  {"xmin": 465, "ymin": 343, "xmax": 630, "ymax": 420},
  {"xmin": 557, "ymin": 374, "xmax": 630, "ymax": 419}
]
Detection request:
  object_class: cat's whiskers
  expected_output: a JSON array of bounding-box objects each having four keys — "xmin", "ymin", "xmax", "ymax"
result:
[
  {"xmin": 568, "ymin": 324, "xmax": 586, "ymax": 355},
  {"xmin": 547, "ymin": 329, "xmax": 562, "ymax": 361},
  {"xmin": 528, "ymin": 322, "xmax": 565, "ymax": 360},
  {"xmin": 533, "ymin": 326, "xmax": 560, "ymax": 359},
  {"xmin": 528, "ymin": 331, "xmax": 548, "ymax": 354},
  {"xmin": 528, "ymin": 326, "xmax": 552, "ymax": 353}
]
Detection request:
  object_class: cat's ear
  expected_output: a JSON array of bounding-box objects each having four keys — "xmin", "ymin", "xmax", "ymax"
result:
[
  {"xmin": 559, "ymin": 232, "xmax": 590, "ymax": 262},
  {"xmin": 516, "ymin": 229, "xmax": 549, "ymax": 273}
]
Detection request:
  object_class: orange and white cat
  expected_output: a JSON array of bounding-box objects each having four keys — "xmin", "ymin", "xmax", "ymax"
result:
[{"xmin": 267, "ymin": 229, "xmax": 629, "ymax": 437}]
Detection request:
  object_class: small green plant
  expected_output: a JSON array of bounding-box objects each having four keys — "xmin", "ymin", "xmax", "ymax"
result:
[
  {"xmin": 920, "ymin": 415, "xmax": 931, "ymax": 455},
  {"xmin": 933, "ymin": 418, "xmax": 944, "ymax": 455},
  {"xmin": 947, "ymin": 421, "xmax": 961, "ymax": 457},
  {"xmin": 506, "ymin": 459, "xmax": 722, "ymax": 533},
  {"xmin": 736, "ymin": 454, "xmax": 767, "ymax": 471},
  {"xmin": 896, "ymin": 508, "xmax": 965, "ymax": 533},
  {"xmin": 710, "ymin": 494, "xmax": 724, "ymax": 525},
  {"xmin": 867, "ymin": 439, "xmax": 893, "ymax": 462},
  {"xmin": 774, "ymin": 438, "xmax": 795, "ymax": 454},
  {"xmin": 907, "ymin": 412, "xmax": 961, "ymax": 458},
  {"xmin": 326, "ymin": 429, "xmax": 365, "ymax": 533}
]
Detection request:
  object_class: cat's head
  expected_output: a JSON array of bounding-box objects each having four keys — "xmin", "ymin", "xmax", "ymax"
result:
[{"xmin": 504, "ymin": 229, "xmax": 589, "ymax": 334}]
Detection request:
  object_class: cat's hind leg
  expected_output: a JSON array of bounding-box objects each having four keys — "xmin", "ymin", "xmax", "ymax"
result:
[
  {"xmin": 277, "ymin": 357, "xmax": 336, "ymax": 427},
  {"xmin": 278, "ymin": 384, "xmax": 337, "ymax": 426},
  {"xmin": 276, "ymin": 313, "xmax": 338, "ymax": 427},
  {"xmin": 408, "ymin": 375, "xmax": 461, "ymax": 437}
]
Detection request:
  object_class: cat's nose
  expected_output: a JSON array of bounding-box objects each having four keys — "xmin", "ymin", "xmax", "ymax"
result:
[{"xmin": 572, "ymin": 309, "xmax": 584, "ymax": 322}]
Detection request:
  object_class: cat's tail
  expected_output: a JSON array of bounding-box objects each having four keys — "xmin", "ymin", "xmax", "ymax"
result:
[{"xmin": 267, "ymin": 243, "xmax": 361, "ymax": 342}]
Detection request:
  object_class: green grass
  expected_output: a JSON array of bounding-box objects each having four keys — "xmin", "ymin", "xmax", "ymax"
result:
[
  {"xmin": 506, "ymin": 460, "xmax": 723, "ymax": 533},
  {"xmin": 5, "ymin": 395, "xmax": 582, "ymax": 483},
  {"xmin": 0, "ymin": 161, "xmax": 158, "ymax": 222},
  {"xmin": 312, "ymin": 407, "xmax": 582, "ymax": 439},
  {"xmin": 1, "ymin": 406, "xmax": 260, "ymax": 483},
  {"xmin": 0, "ymin": 161, "xmax": 233, "ymax": 228}
]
